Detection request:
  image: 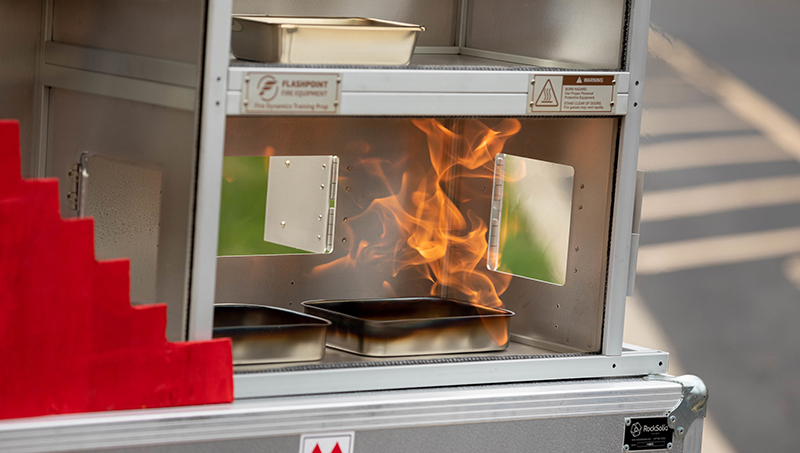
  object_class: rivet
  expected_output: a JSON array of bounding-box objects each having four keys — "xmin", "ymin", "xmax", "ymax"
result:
[
  {"xmin": 625, "ymin": 418, "xmax": 631, "ymax": 426},
  {"xmin": 610, "ymin": 101, "xmax": 616, "ymax": 107},
  {"xmin": 347, "ymin": 166, "xmax": 352, "ymax": 171},
  {"xmin": 578, "ymin": 205, "xmax": 583, "ymax": 210},
  {"xmin": 320, "ymin": 184, "xmax": 325, "ymax": 189},
  {"xmin": 280, "ymin": 221, "xmax": 286, "ymax": 228},
  {"xmin": 580, "ymin": 184, "xmax": 585, "ymax": 189},
  {"xmin": 667, "ymin": 442, "xmax": 673, "ymax": 450},
  {"xmin": 318, "ymin": 215, "xmax": 323, "ymax": 220},
  {"xmin": 573, "ymin": 268, "xmax": 578, "ymax": 273},
  {"xmin": 243, "ymin": 99, "xmax": 249, "ymax": 105},
  {"xmin": 341, "ymin": 237, "xmax": 347, "ymax": 243},
  {"xmin": 623, "ymin": 445, "xmax": 629, "ymax": 451},
  {"xmin": 345, "ymin": 186, "xmax": 351, "ymax": 192},
  {"xmin": 575, "ymin": 246, "xmax": 580, "ymax": 252},
  {"xmin": 244, "ymin": 76, "xmax": 251, "ymax": 82},
  {"xmin": 317, "ymin": 235, "xmax": 321, "ymax": 240},
  {"xmin": 285, "ymin": 160, "xmax": 290, "ymax": 167},
  {"xmin": 612, "ymin": 78, "xmax": 617, "ymax": 85},
  {"xmin": 531, "ymin": 80, "xmax": 535, "ymax": 85},
  {"xmin": 322, "ymin": 164, "xmax": 327, "ymax": 169},
  {"xmin": 343, "ymin": 217, "xmax": 348, "ymax": 222}
]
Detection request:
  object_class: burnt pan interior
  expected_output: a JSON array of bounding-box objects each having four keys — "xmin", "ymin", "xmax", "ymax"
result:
[
  {"xmin": 305, "ymin": 298, "xmax": 511, "ymax": 322},
  {"xmin": 214, "ymin": 304, "xmax": 327, "ymax": 329}
]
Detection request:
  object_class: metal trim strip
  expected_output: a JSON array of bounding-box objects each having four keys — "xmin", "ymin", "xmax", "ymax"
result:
[
  {"xmin": 40, "ymin": 64, "xmax": 196, "ymax": 111},
  {"xmin": 0, "ymin": 378, "xmax": 681, "ymax": 453},
  {"xmin": 44, "ymin": 41, "xmax": 198, "ymax": 88}
]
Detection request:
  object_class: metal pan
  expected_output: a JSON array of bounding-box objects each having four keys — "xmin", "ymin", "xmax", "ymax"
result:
[
  {"xmin": 302, "ymin": 298, "xmax": 514, "ymax": 357},
  {"xmin": 213, "ymin": 304, "xmax": 330, "ymax": 365},
  {"xmin": 231, "ymin": 16, "xmax": 425, "ymax": 65}
]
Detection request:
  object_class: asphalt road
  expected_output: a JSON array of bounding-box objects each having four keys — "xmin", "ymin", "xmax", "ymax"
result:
[{"xmin": 635, "ymin": 2, "xmax": 800, "ymax": 451}]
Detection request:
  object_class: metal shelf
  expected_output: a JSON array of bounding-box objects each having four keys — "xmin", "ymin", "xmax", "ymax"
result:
[
  {"xmin": 232, "ymin": 343, "xmax": 668, "ymax": 399},
  {"xmin": 227, "ymin": 53, "xmax": 630, "ymax": 117}
]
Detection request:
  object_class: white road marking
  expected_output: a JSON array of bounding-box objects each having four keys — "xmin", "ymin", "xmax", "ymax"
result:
[
  {"xmin": 624, "ymin": 291, "xmax": 737, "ymax": 453},
  {"xmin": 649, "ymin": 29, "xmax": 800, "ymax": 164},
  {"xmin": 641, "ymin": 104, "xmax": 752, "ymax": 137},
  {"xmin": 636, "ymin": 227, "xmax": 800, "ymax": 275},
  {"xmin": 641, "ymin": 175, "xmax": 800, "ymax": 222},
  {"xmin": 639, "ymin": 135, "xmax": 792, "ymax": 172}
]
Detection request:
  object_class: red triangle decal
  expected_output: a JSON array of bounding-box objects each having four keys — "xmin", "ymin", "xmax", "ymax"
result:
[
  {"xmin": 331, "ymin": 443, "xmax": 343, "ymax": 453},
  {"xmin": 311, "ymin": 445, "xmax": 323, "ymax": 453}
]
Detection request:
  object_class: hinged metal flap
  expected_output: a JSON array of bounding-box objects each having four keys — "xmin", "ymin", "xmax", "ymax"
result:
[
  {"xmin": 487, "ymin": 153, "xmax": 575, "ymax": 286},
  {"xmin": 264, "ymin": 155, "xmax": 339, "ymax": 254}
]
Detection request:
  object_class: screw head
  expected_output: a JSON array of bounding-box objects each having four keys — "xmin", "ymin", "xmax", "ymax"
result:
[
  {"xmin": 625, "ymin": 418, "xmax": 631, "ymax": 426},
  {"xmin": 667, "ymin": 442, "xmax": 673, "ymax": 450},
  {"xmin": 318, "ymin": 215, "xmax": 323, "ymax": 220},
  {"xmin": 623, "ymin": 445, "xmax": 629, "ymax": 451},
  {"xmin": 669, "ymin": 415, "xmax": 677, "ymax": 424},
  {"xmin": 322, "ymin": 164, "xmax": 327, "ymax": 169},
  {"xmin": 280, "ymin": 221, "xmax": 286, "ymax": 228},
  {"xmin": 317, "ymin": 235, "xmax": 321, "ymax": 240},
  {"xmin": 285, "ymin": 160, "xmax": 290, "ymax": 167},
  {"xmin": 677, "ymin": 427, "xmax": 685, "ymax": 435},
  {"xmin": 320, "ymin": 184, "xmax": 325, "ymax": 189}
]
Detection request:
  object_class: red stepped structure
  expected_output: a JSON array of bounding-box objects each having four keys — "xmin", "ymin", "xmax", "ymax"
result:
[{"xmin": 0, "ymin": 120, "xmax": 233, "ymax": 420}]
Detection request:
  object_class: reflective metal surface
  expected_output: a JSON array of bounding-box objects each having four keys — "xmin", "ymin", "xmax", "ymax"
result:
[
  {"xmin": 302, "ymin": 298, "xmax": 513, "ymax": 357},
  {"xmin": 466, "ymin": 0, "xmax": 627, "ymax": 70},
  {"xmin": 213, "ymin": 304, "xmax": 330, "ymax": 364},
  {"xmin": 231, "ymin": 16, "xmax": 424, "ymax": 65}
]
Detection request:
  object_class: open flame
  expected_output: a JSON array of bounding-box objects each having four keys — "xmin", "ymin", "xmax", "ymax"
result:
[{"xmin": 313, "ymin": 118, "xmax": 521, "ymax": 308}]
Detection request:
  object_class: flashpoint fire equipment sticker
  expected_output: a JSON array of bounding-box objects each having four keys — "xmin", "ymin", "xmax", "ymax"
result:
[
  {"xmin": 243, "ymin": 72, "xmax": 341, "ymax": 115},
  {"xmin": 529, "ymin": 75, "xmax": 616, "ymax": 113},
  {"xmin": 299, "ymin": 432, "xmax": 355, "ymax": 453},
  {"xmin": 623, "ymin": 417, "xmax": 674, "ymax": 451}
]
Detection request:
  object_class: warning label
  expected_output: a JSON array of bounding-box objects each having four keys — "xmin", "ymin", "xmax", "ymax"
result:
[
  {"xmin": 299, "ymin": 432, "xmax": 354, "ymax": 453},
  {"xmin": 529, "ymin": 75, "xmax": 615, "ymax": 113}
]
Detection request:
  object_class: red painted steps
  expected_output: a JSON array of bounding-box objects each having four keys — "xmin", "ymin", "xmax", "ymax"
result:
[{"xmin": 0, "ymin": 120, "xmax": 233, "ymax": 420}]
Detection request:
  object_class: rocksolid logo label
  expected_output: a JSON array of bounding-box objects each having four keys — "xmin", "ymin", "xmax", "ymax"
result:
[{"xmin": 643, "ymin": 424, "xmax": 670, "ymax": 433}]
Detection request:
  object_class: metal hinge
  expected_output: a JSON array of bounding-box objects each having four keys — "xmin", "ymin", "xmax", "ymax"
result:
[
  {"xmin": 647, "ymin": 374, "xmax": 708, "ymax": 438},
  {"xmin": 627, "ymin": 170, "xmax": 645, "ymax": 296},
  {"xmin": 325, "ymin": 156, "xmax": 340, "ymax": 254},
  {"xmin": 66, "ymin": 152, "xmax": 89, "ymax": 215}
]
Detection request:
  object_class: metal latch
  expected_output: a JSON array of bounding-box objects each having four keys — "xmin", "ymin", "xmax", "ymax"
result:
[
  {"xmin": 66, "ymin": 152, "xmax": 89, "ymax": 215},
  {"xmin": 627, "ymin": 170, "xmax": 645, "ymax": 297},
  {"xmin": 647, "ymin": 374, "xmax": 708, "ymax": 438}
]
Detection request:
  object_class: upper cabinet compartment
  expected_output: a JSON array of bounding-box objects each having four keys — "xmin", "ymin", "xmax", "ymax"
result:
[{"xmin": 231, "ymin": 0, "xmax": 628, "ymax": 70}]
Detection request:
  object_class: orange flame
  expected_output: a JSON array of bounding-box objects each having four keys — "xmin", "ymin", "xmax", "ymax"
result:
[{"xmin": 315, "ymin": 119, "xmax": 521, "ymax": 310}]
